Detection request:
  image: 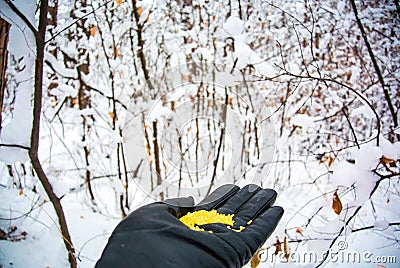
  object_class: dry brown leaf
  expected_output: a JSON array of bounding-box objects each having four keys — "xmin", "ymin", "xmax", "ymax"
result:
[
  {"xmin": 283, "ymin": 236, "xmax": 290, "ymax": 261},
  {"xmin": 137, "ymin": 7, "xmax": 143, "ymax": 16},
  {"xmin": 381, "ymin": 155, "xmax": 396, "ymax": 165},
  {"xmin": 295, "ymin": 227, "xmax": 303, "ymax": 236},
  {"xmin": 274, "ymin": 236, "xmax": 282, "ymax": 255},
  {"xmin": 318, "ymin": 153, "xmax": 334, "ymax": 166},
  {"xmin": 145, "ymin": 143, "xmax": 151, "ymax": 159},
  {"xmin": 327, "ymin": 153, "xmax": 335, "ymax": 167},
  {"xmin": 261, "ymin": 22, "xmax": 265, "ymax": 30},
  {"xmin": 332, "ymin": 190, "xmax": 343, "ymax": 215},
  {"xmin": 116, "ymin": 0, "xmax": 123, "ymax": 5},
  {"xmin": 114, "ymin": 47, "xmax": 119, "ymax": 57},
  {"xmin": 109, "ymin": 111, "xmax": 115, "ymax": 119},
  {"xmin": 19, "ymin": 189, "xmax": 23, "ymax": 196},
  {"xmin": 250, "ymin": 248, "xmax": 262, "ymax": 268},
  {"xmin": 90, "ymin": 26, "xmax": 96, "ymax": 37}
]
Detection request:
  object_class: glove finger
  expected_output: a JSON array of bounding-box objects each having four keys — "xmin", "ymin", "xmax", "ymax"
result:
[
  {"xmin": 233, "ymin": 189, "xmax": 277, "ymax": 228},
  {"xmin": 165, "ymin": 196, "xmax": 195, "ymax": 207},
  {"xmin": 200, "ymin": 223, "xmax": 230, "ymax": 233},
  {"xmin": 195, "ymin": 184, "xmax": 239, "ymax": 211},
  {"xmin": 164, "ymin": 196, "xmax": 195, "ymax": 218},
  {"xmin": 240, "ymin": 206, "xmax": 284, "ymax": 253},
  {"xmin": 217, "ymin": 184, "xmax": 261, "ymax": 214}
]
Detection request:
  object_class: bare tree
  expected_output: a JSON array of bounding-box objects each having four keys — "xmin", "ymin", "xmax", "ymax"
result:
[{"xmin": 29, "ymin": 0, "xmax": 77, "ymax": 267}]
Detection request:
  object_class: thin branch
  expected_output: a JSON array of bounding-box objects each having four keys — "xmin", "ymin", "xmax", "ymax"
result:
[
  {"xmin": 352, "ymin": 222, "xmax": 400, "ymax": 233},
  {"xmin": 44, "ymin": 0, "xmax": 113, "ymax": 44},
  {"xmin": 152, "ymin": 120, "xmax": 163, "ymax": 200},
  {"xmin": 273, "ymin": 70, "xmax": 382, "ymax": 145},
  {"xmin": 264, "ymin": 0, "xmax": 311, "ymax": 33},
  {"xmin": 88, "ymin": 85, "xmax": 128, "ymax": 110},
  {"xmin": 4, "ymin": 0, "xmax": 37, "ymax": 34},
  {"xmin": 0, "ymin": 143, "xmax": 30, "ymax": 150},
  {"xmin": 131, "ymin": 0, "xmax": 153, "ymax": 89},
  {"xmin": 341, "ymin": 107, "xmax": 360, "ymax": 149}
]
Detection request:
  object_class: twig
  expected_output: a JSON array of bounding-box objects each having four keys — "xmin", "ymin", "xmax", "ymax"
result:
[
  {"xmin": 131, "ymin": 0, "xmax": 153, "ymax": 89},
  {"xmin": 152, "ymin": 120, "xmax": 163, "ymax": 200},
  {"xmin": 350, "ymin": 0, "xmax": 398, "ymax": 129},
  {"xmin": 341, "ymin": 107, "xmax": 360, "ymax": 149},
  {"xmin": 352, "ymin": 222, "xmax": 400, "ymax": 233},
  {"xmin": 274, "ymin": 70, "xmax": 381, "ymax": 145},
  {"xmin": 0, "ymin": 143, "xmax": 30, "ymax": 150}
]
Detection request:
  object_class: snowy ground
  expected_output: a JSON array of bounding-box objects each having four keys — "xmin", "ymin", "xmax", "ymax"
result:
[
  {"xmin": 1, "ymin": 153, "xmax": 399, "ymax": 268},
  {"xmin": 0, "ymin": 186, "xmax": 119, "ymax": 268}
]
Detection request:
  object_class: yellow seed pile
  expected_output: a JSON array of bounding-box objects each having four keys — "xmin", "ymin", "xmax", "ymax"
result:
[{"xmin": 180, "ymin": 209, "xmax": 234, "ymax": 231}]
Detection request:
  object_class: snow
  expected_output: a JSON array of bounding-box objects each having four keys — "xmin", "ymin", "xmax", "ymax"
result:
[
  {"xmin": 215, "ymin": 71, "xmax": 240, "ymax": 87},
  {"xmin": 374, "ymin": 219, "xmax": 389, "ymax": 231},
  {"xmin": 332, "ymin": 161, "xmax": 357, "ymax": 187},
  {"xmin": 353, "ymin": 144, "xmax": 382, "ymax": 170},
  {"xmin": 286, "ymin": 62, "xmax": 301, "ymax": 74},
  {"xmin": 0, "ymin": 0, "xmax": 36, "ymax": 164},
  {"xmin": 276, "ymin": 131, "xmax": 289, "ymax": 153},
  {"xmin": 379, "ymin": 136, "xmax": 399, "ymax": 159},
  {"xmin": 351, "ymin": 105, "xmax": 376, "ymax": 119},
  {"xmin": 45, "ymin": 52, "xmax": 78, "ymax": 79},
  {"xmin": 235, "ymin": 42, "xmax": 253, "ymax": 69},
  {"xmin": 291, "ymin": 114, "xmax": 315, "ymax": 128},
  {"xmin": 223, "ymin": 16, "xmax": 244, "ymax": 36},
  {"xmin": 332, "ymin": 143, "xmax": 383, "ymax": 205},
  {"xmin": 254, "ymin": 62, "xmax": 276, "ymax": 77},
  {"xmin": 0, "ymin": 187, "xmax": 119, "ymax": 268}
]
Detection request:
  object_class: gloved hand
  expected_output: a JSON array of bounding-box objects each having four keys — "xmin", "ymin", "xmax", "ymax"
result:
[{"xmin": 95, "ymin": 184, "xmax": 283, "ymax": 268}]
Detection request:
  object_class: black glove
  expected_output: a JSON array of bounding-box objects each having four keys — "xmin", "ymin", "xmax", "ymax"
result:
[{"xmin": 95, "ymin": 184, "xmax": 283, "ymax": 268}]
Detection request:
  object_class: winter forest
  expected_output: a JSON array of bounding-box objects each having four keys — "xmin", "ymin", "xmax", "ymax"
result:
[{"xmin": 0, "ymin": 0, "xmax": 399, "ymax": 267}]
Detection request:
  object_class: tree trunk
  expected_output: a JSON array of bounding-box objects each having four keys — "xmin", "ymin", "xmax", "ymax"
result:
[
  {"xmin": 29, "ymin": 1, "xmax": 77, "ymax": 267},
  {"xmin": 0, "ymin": 19, "xmax": 11, "ymax": 135}
]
